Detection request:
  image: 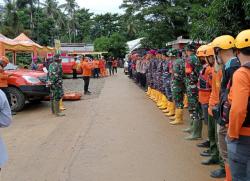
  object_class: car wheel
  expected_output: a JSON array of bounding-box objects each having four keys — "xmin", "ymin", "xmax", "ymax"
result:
[{"xmin": 8, "ymin": 87, "xmax": 26, "ymax": 112}]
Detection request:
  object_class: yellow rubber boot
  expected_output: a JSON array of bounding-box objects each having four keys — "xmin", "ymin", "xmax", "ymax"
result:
[
  {"xmin": 59, "ymin": 99, "xmax": 66, "ymax": 111},
  {"xmin": 150, "ymin": 89, "xmax": 155, "ymax": 100},
  {"xmin": 162, "ymin": 100, "xmax": 170, "ymax": 113},
  {"xmin": 146, "ymin": 87, "xmax": 151, "ymax": 96},
  {"xmin": 157, "ymin": 93, "xmax": 163, "ymax": 107},
  {"xmin": 169, "ymin": 110, "xmax": 176, "ymax": 120},
  {"xmin": 166, "ymin": 102, "xmax": 175, "ymax": 117},
  {"xmin": 170, "ymin": 109, "xmax": 184, "ymax": 125},
  {"xmin": 184, "ymin": 94, "xmax": 188, "ymax": 108},
  {"xmin": 153, "ymin": 90, "xmax": 159, "ymax": 102},
  {"xmin": 160, "ymin": 96, "xmax": 168, "ymax": 109}
]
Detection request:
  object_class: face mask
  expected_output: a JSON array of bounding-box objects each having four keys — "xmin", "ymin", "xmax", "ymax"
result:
[{"xmin": 215, "ymin": 54, "xmax": 223, "ymax": 65}]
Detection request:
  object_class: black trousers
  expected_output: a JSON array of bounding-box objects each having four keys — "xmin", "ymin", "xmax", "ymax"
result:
[
  {"xmin": 93, "ymin": 68, "xmax": 100, "ymax": 78},
  {"xmin": 83, "ymin": 76, "xmax": 90, "ymax": 93},
  {"xmin": 141, "ymin": 73, "xmax": 146, "ymax": 88},
  {"xmin": 0, "ymin": 87, "xmax": 11, "ymax": 106},
  {"xmin": 72, "ymin": 69, "xmax": 77, "ymax": 79},
  {"xmin": 108, "ymin": 66, "xmax": 112, "ymax": 76},
  {"xmin": 112, "ymin": 67, "xmax": 117, "ymax": 74}
]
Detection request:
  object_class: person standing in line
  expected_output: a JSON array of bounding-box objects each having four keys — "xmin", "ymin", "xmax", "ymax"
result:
[
  {"xmin": 0, "ymin": 89, "xmax": 12, "ymax": 172},
  {"xmin": 81, "ymin": 57, "xmax": 93, "ymax": 95},
  {"xmin": 226, "ymin": 30, "xmax": 250, "ymax": 181},
  {"xmin": 212, "ymin": 35, "xmax": 240, "ymax": 181},
  {"xmin": 170, "ymin": 50, "xmax": 186, "ymax": 125},
  {"xmin": 112, "ymin": 58, "xmax": 118, "ymax": 75},
  {"xmin": 184, "ymin": 42, "xmax": 203, "ymax": 140}
]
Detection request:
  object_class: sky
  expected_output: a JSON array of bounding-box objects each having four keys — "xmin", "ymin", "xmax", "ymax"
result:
[
  {"xmin": 64, "ymin": 0, "xmax": 124, "ymax": 14},
  {"xmin": 0, "ymin": 0, "xmax": 125, "ymax": 14}
]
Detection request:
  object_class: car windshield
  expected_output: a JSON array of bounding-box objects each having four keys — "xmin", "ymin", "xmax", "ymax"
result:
[
  {"xmin": 61, "ymin": 58, "xmax": 70, "ymax": 63},
  {"xmin": 4, "ymin": 63, "xmax": 18, "ymax": 70}
]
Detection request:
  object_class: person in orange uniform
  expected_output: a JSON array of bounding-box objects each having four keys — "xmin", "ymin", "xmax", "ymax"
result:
[
  {"xmin": 196, "ymin": 45, "xmax": 212, "ymax": 147},
  {"xmin": 227, "ymin": 29, "xmax": 250, "ymax": 181},
  {"xmin": 0, "ymin": 56, "xmax": 15, "ymax": 115},
  {"xmin": 112, "ymin": 58, "xmax": 118, "ymax": 75},
  {"xmin": 81, "ymin": 57, "xmax": 93, "ymax": 95},
  {"xmin": 93, "ymin": 59, "xmax": 100, "ymax": 78},
  {"xmin": 99, "ymin": 57, "xmax": 106, "ymax": 77},
  {"xmin": 212, "ymin": 35, "xmax": 240, "ymax": 181},
  {"xmin": 202, "ymin": 45, "xmax": 226, "ymax": 179}
]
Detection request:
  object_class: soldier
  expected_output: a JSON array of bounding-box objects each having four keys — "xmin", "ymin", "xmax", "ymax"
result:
[
  {"xmin": 161, "ymin": 52, "xmax": 171, "ymax": 112},
  {"xmin": 148, "ymin": 50, "xmax": 159, "ymax": 101},
  {"xmin": 165, "ymin": 49, "xmax": 178, "ymax": 117},
  {"xmin": 156, "ymin": 51, "xmax": 165, "ymax": 107},
  {"xmin": 158, "ymin": 50, "xmax": 169, "ymax": 110},
  {"xmin": 48, "ymin": 54, "xmax": 65, "ymax": 117},
  {"xmin": 184, "ymin": 42, "xmax": 203, "ymax": 140},
  {"xmin": 169, "ymin": 50, "xmax": 186, "ymax": 125}
]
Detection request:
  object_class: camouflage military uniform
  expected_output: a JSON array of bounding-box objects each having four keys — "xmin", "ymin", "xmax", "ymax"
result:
[
  {"xmin": 146, "ymin": 59, "xmax": 154, "ymax": 88},
  {"xmin": 165, "ymin": 59, "xmax": 173, "ymax": 102},
  {"xmin": 152, "ymin": 59, "xmax": 159, "ymax": 89},
  {"xmin": 172, "ymin": 58, "xmax": 186, "ymax": 109},
  {"xmin": 162, "ymin": 59, "xmax": 169, "ymax": 97},
  {"xmin": 48, "ymin": 62, "xmax": 64, "ymax": 101},
  {"xmin": 185, "ymin": 53, "xmax": 203, "ymax": 139},
  {"xmin": 156, "ymin": 59, "xmax": 164, "ymax": 92}
]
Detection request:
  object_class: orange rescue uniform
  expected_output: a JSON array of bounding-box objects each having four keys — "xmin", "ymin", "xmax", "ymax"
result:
[
  {"xmin": 199, "ymin": 66, "xmax": 213, "ymax": 104},
  {"xmin": 93, "ymin": 60, "xmax": 99, "ymax": 69},
  {"xmin": 228, "ymin": 67, "xmax": 250, "ymax": 138},
  {"xmin": 0, "ymin": 69, "xmax": 8, "ymax": 88},
  {"xmin": 81, "ymin": 61, "xmax": 93, "ymax": 77},
  {"xmin": 208, "ymin": 69, "xmax": 223, "ymax": 116}
]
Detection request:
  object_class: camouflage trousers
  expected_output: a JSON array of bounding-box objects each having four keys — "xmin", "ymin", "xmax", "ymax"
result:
[
  {"xmin": 186, "ymin": 84, "xmax": 202, "ymax": 120},
  {"xmin": 50, "ymin": 87, "xmax": 64, "ymax": 101},
  {"xmin": 172, "ymin": 80, "xmax": 185, "ymax": 109},
  {"xmin": 165, "ymin": 78, "xmax": 173, "ymax": 102}
]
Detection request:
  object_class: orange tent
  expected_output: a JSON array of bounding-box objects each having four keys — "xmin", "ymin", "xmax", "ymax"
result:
[{"xmin": 0, "ymin": 33, "xmax": 55, "ymax": 63}]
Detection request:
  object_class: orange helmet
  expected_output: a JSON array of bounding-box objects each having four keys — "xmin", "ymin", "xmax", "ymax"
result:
[
  {"xmin": 204, "ymin": 44, "xmax": 215, "ymax": 57},
  {"xmin": 196, "ymin": 45, "xmax": 207, "ymax": 57}
]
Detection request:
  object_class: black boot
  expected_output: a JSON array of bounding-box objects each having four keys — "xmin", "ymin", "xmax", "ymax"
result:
[{"xmin": 210, "ymin": 168, "xmax": 226, "ymax": 178}]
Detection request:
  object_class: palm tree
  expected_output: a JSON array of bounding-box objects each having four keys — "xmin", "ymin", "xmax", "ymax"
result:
[
  {"xmin": 3, "ymin": 0, "xmax": 23, "ymax": 37},
  {"xmin": 59, "ymin": 0, "xmax": 79, "ymax": 43}
]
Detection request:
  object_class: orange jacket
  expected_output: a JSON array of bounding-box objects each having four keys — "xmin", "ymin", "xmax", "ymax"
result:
[
  {"xmin": 112, "ymin": 60, "xmax": 118, "ymax": 67},
  {"xmin": 81, "ymin": 61, "xmax": 93, "ymax": 77},
  {"xmin": 99, "ymin": 60, "xmax": 105, "ymax": 69},
  {"xmin": 0, "ymin": 71, "xmax": 8, "ymax": 88},
  {"xmin": 208, "ymin": 69, "xmax": 222, "ymax": 115},
  {"xmin": 93, "ymin": 60, "xmax": 99, "ymax": 69},
  {"xmin": 228, "ymin": 67, "xmax": 250, "ymax": 138},
  {"xmin": 199, "ymin": 66, "xmax": 213, "ymax": 104}
]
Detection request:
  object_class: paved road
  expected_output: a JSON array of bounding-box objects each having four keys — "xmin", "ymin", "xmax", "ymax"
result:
[{"xmin": 1, "ymin": 70, "xmax": 218, "ymax": 181}]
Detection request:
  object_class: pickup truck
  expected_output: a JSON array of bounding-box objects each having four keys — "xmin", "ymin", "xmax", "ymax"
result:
[{"xmin": 4, "ymin": 63, "xmax": 49, "ymax": 112}]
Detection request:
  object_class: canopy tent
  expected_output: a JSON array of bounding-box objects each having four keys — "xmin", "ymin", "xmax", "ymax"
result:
[{"xmin": 0, "ymin": 33, "xmax": 55, "ymax": 63}]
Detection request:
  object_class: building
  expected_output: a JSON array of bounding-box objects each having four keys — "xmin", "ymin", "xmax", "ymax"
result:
[
  {"xmin": 166, "ymin": 36, "xmax": 206, "ymax": 49},
  {"xmin": 60, "ymin": 43, "xmax": 94, "ymax": 54}
]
